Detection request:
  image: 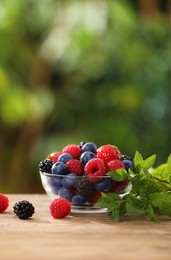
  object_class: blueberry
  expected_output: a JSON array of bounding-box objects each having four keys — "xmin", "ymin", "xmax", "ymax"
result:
[
  {"xmin": 51, "ymin": 162, "xmax": 67, "ymax": 175},
  {"xmin": 80, "ymin": 151, "xmax": 96, "ymax": 166},
  {"xmin": 121, "ymin": 155, "xmax": 133, "ymax": 162},
  {"xmin": 71, "ymin": 195, "xmax": 87, "ymax": 205},
  {"xmin": 58, "ymin": 187, "xmax": 73, "ymax": 201},
  {"xmin": 95, "ymin": 178, "xmax": 112, "ymax": 191},
  {"xmin": 61, "ymin": 173, "xmax": 77, "ymax": 189},
  {"xmin": 58, "ymin": 153, "xmax": 73, "ymax": 164},
  {"xmin": 122, "ymin": 159, "xmax": 134, "ymax": 170},
  {"xmin": 81, "ymin": 142, "xmax": 97, "ymax": 153},
  {"xmin": 48, "ymin": 176, "xmax": 62, "ymax": 189}
]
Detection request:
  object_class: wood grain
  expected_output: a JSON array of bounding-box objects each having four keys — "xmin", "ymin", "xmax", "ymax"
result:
[{"xmin": 0, "ymin": 194, "xmax": 171, "ymax": 260}]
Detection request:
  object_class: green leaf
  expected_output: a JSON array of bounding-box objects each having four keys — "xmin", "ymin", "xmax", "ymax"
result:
[
  {"xmin": 134, "ymin": 151, "xmax": 143, "ymax": 167},
  {"xmin": 167, "ymin": 154, "xmax": 171, "ymax": 173},
  {"xmin": 125, "ymin": 194, "xmax": 145, "ymax": 215},
  {"xmin": 150, "ymin": 192, "xmax": 171, "ymax": 217},
  {"xmin": 142, "ymin": 154, "xmax": 156, "ymax": 171},
  {"xmin": 95, "ymin": 192, "xmax": 121, "ymax": 209},
  {"xmin": 152, "ymin": 163, "xmax": 171, "ymax": 183},
  {"xmin": 145, "ymin": 205, "xmax": 158, "ymax": 222},
  {"xmin": 107, "ymin": 168, "xmax": 128, "ymax": 181}
]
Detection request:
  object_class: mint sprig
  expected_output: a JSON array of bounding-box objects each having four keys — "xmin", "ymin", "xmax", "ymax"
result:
[{"xmin": 95, "ymin": 151, "xmax": 171, "ymax": 222}]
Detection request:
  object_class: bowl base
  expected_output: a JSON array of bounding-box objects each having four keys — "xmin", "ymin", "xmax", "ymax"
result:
[{"xmin": 71, "ymin": 205, "xmax": 107, "ymax": 214}]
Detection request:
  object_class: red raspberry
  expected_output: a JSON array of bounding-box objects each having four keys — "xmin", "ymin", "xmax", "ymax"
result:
[
  {"xmin": 0, "ymin": 193, "xmax": 9, "ymax": 213},
  {"xmin": 96, "ymin": 145, "xmax": 120, "ymax": 163},
  {"xmin": 66, "ymin": 159, "xmax": 83, "ymax": 175},
  {"xmin": 111, "ymin": 180, "xmax": 128, "ymax": 193},
  {"xmin": 49, "ymin": 198, "xmax": 71, "ymax": 218},
  {"xmin": 49, "ymin": 151, "xmax": 63, "ymax": 162},
  {"xmin": 106, "ymin": 159, "xmax": 126, "ymax": 171},
  {"xmin": 84, "ymin": 158, "xmax": 106, "ymax": 183},
  {"xmin": 63, "ymin": 144, "xmax": 82, "ymax": 159},
  {"xmin": 88, "ymin": 191, "xmax": 102, "ymax": 204}
]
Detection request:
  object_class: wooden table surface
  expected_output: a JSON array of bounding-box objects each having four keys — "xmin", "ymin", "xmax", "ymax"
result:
[{"xmin": 0, "ymin": 194, "xmax": 171, "ymax": 260}]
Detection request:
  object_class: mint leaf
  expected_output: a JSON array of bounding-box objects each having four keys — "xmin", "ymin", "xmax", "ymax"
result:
[
  {"xmin": 142, "ymin": 154, "xmax": 156, "ymax": 171},
  {"xmin": 134, "ymin": 151, "xmax": 143, "ymax": 168},
  {"xmin": 150, "ymin": 192, "xmax": 171, "ymax": 217},
  {"xmin": 145, "ymin": 205, "xmax": 158, "ymax": 222},
  {"xmin": 167, "ymin": 154, "xmax": 171, "ymax": 173},
  {"xmin": 125, "ymin": 194, "xmax": 145, "ymax": 215},
  {"xmin": 107, "ymin": 168, "xmax": 128, "ymax": 181}
]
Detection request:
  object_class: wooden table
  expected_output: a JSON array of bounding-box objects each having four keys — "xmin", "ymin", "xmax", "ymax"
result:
[{"xmin": 0, "ymin": 194, "xmax": 171, "ymax": 260}]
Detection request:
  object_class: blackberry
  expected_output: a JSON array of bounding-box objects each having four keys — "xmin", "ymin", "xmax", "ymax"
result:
[
  {"xmin": 79, "ymin": 141, "xmax": 86, "ymax": 148},
  {"xmin": 121, "ymin": 155, "xmax": 134, "ymax": 162},
  {"xmin": 75, "ymin": 177, "xmax": 94, "ymax": 199},
  {"xmin": 13, "ymin": 200, "xmax": 35, "ymax": 219},
  {"xmin": 39, "ymin": 159, "xmax": 53, "ymax": 173}
]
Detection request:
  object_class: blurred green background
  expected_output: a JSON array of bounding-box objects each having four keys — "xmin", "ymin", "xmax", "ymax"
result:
[{"xmin": 0, "ymin": 0, "xmax": 171, "ymax": 193}]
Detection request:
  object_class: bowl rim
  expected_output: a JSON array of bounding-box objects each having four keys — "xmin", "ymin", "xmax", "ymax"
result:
[{"xmin": 39, "ymin": 171, "xmax": 111, "ymax": 179}]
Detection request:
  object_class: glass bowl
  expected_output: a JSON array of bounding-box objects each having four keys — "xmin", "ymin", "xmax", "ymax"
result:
[{"xmin": 40, "ymin": 171, "xmax": 131, "ymax": 213}]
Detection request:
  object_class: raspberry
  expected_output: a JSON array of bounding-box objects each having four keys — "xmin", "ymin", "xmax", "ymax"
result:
[
  {"xmin": 88, "ymin": 191, "xmax": 102, "ymax": 204},
  {"xmin": 0, "ymin": 194, "xmax": 9, "ymax": 213},
  {"xmin": 96, "ymin": 145, "xmax": 120, "ymax": 163},
  {"xmin": 66, "ymin": 159, "xmax": 83, "ymax": 175},
  {"xmin": 106, "ymin": 159, "xmax": 126, "ymax": 171},
  {"xmin": 84, "ymin": 158, "xmax": 106, "ymax": 182},
  {"xmin": 111, "ymin": 180, "xmax": 129, "ymax": 193},
  {"xmin": 49, "ymin": 151, "xmax": 63, "ymax": 162},
  {"xmin": 13, "ymin": 200, "xmax": 35, "ymax": 219},
  {"xmin": 63, "ymin": 144, "xmax": 82, "ymax": 159},
  {"xmin": 49, "ymin": 198, "xmax": 71, "ymax": 218}
]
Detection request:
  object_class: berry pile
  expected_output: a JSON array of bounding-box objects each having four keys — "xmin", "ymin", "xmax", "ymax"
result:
[{"xmin": 39, "ymin": 142, "xmax": 134, "ymax": 206}]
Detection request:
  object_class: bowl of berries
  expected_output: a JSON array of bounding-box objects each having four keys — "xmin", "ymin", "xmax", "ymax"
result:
[{"xmin": 39, "ymin": 142, "xmax": 133, "ymax": 213}]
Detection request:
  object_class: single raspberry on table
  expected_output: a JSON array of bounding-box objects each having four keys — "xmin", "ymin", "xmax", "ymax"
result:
[
  {"xmin": 96, "ymin": 145, "xmax": 120, "ymax": 163},
  {"xmin": 63, "ymin": 144, "xmax": 82, "ymax": 159},
  {"xmin": 106, "ymin": 159, "xmax": 126, "ymax": 171},
  {"xmin": 66, "ymin": 159, "xmax": 83, "ymax": 175},
  {"xmin": 0, "ymin": 193, "xmax": 9, "ymax": 213},
  {"xmin": 84, "ymin": 158, "xmax": 106, "ymax": 182},
  {"xmin": 49, "ymin": 151, "xmax": 63, "ymax": 163},
  {"xmin": 49, "ymin": 198, "xmax": 71, "ymax": 218}
]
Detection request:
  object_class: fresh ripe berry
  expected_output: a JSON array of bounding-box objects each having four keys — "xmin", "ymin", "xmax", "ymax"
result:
[
  {"xmin": 49, "ymin": 198, "xmax": 71, "ymax": 218},
  {"xmin": 79, "ymin": 141, "xmax": 86, "ymax": 148},
  {"xmin": 80, "ymin": 151, "xmax": 96, "ymax": 166},
  {"xmin": 71, "ymin": 195, "xmax": 87, "ymax": 205},
  {"xmin": 13, "ymin": 200, "xmax": 35, "ymax": 219},
  {"xmin": 88, "ymin": 191, "xmax": 102, "ymax": 204},
  {"xmin": 110, "ymin": 180, "xmax": 129, "ymax": 193},
  {"xmin": 120, "ymin": 155, "xmax": 134, "ymax": 162},
  {"xmin": 39, "ymin": 159, "xmax": 53, "ymax": 173},
  {"xmin": 62, "ymin": 144, "xmax": 82, "ymax": 159},
  {"xmin": 95, "ymin": 178, "xmax": 112, "ymax": 192},
  {"xmin": 58, "ymin": 153, "xmax": 73, "ymax": 164},
  {"xmin": 121, "ymin": 159, "xmax": 134, "ymax": 170},
  {"xmin": 81, "ymin": 142, "xmax": 97, "ymax": 153},
  {"xmin": 58, "ymin": 187, "xmax": 73, "ymax": 201},
  {"xmin": 48, "ymin": 176, "xmax": 62, "ymax": 194},
  {"xmin": 51, "ymin": 162, "xmax": 68, "ymax": 175},
  {"xmin": 96, "ymin": 145, "xmax": 120, "ymax": 163},
  {"xmin": 75, "ymin": 178, "xmax": 94, "ymax": 199},
  {"xmin": 84, "ymin": 158, "xmax": 106, "ymax": 183},
  {"xmin": 49, "ymin": 151, "xmax": 63, "ymax": 163},
  {"xmin": 66, "ymin": 159, "xmax": 83, "ymax": 176},
  {"xmin": 0, "ymin": 194, "xmax": 9, "ymax": 213},
  {"xmin": 61, "ymin": 173, "xmax": 77, "ymax": 189},
  {"xmin": 106, "ymin": 159, "xmax": 126, "ymax": 172}
]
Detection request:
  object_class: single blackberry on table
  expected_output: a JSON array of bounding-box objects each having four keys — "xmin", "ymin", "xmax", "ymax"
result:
[
  {"xmin": 75, "ymin": 178, "xmax": 94, "ymax": 199},
  {"xmin": 39, "ymin": 159, "xmax": 53, "ymax": 173},
  {"xmin": 13, "ymin": 200, "xmax": 35, "ymax": 219}
]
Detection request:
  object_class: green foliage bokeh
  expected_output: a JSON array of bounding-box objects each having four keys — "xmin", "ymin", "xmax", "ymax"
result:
[{"xmin": 0, "ymin": 0, "xmax": 171, "ymax": 192}]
